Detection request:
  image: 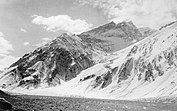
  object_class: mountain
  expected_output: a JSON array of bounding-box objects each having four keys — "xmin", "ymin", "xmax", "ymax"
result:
[
  {"xmin": 78, "ymin": 21, "xmax": 153, "ymax": 52},
  {"xmin": 0, "ymin": 21, "xmax": 149, "ymax": 91},
  {"xmin": 0, "ymin": 21, "xmax": 156, "ymax": 94},
  {"xmin": 0, "ymin": 33, "xmax": 106, "ymax": 90},
  {"xmin": 21, "ymin": 21, "xmax": 177, "ymax": 100},
  {"xmin": 139, "ymin": 27, "xmax": 157, "ymax": 37}
]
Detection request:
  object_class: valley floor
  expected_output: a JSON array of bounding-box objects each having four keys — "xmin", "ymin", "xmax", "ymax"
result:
[{"xmin": 1, "ymin": 94, "xmax": 177, "ymax": 111}]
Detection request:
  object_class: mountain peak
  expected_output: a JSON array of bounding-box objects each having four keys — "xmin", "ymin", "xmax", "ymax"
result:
[
  {"xmin": 57, "ymin": 32, "xmax": 71, "ymax": 39},
  {"xmin": 105, "ymin": 21, "xmax": 116, "ymax": 26},
  {"xmin": 80, "ymin": 20, "xmax": 143, "ymax": 41},
  {"xmin": 0, "ymin": 31, "xmax": 106, "ymax": 90}
]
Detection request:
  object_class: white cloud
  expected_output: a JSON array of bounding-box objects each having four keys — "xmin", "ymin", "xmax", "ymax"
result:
[
  {"xmin": 32, "ymin": 15, "xmax": 93, "ymax": 34},
  {"xmin": 77, "ymin": 0, "xmax": 177, "ymax": 29},
  {"xmin": 0, "ymin": 55, "xmax": 19, "ymax": 70},
  {"xmin": 23, "ymin": 42, "xmax": 29, "ymax": 46},
  {"xmin": 0, "ymin": 32, "xmax": 14, "ymax": 54},
  {"xmin": 0, "ymin": 32, "xmax": 18, "ymax": 70},
  {"xmin": 20, "ymin": 28, "xmax": 27, "ymax": 33},
  {"xmin": 0, "ymin": 32, "xmax": 3, "ymax": 36},
  {"xmin": 41, "ymin": 37, "xmax": 52, "ymax": 45},
  {"xmin": 34, "ymin": 37, "xmax": 52, "ymax": 47},
  {"xmin": 41, "ymin": 37, "xmax": 52, "ymax": 42}
]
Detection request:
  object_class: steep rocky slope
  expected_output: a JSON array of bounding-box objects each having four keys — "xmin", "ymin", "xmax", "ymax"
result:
[
  {"xmin": 0, "ymin": 33, "xmax": 105, "ymax": 90},
  {"xmin": 78, "ymin": 21, "xmax": 152, "ymax": 52},
  {"xmin": 24, "ymin": 21, "xmax": 177, "ymax": 99},
  {"xmin": 139, "ymin": 27, "xmax": 156, "ymax": 37}
]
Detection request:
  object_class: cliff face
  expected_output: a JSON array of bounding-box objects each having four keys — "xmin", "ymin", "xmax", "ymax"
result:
[
  {"xmin": 139, "ymin": 27, "xmax": 156, "ymax": 37},
  {"xmin": 0, "ymin": 33, "xmax": 105, "ymax": 90},
  {"xmin": 80, "ymin": 21, "xmax": 143, "ymax": 39},
  {"xmin": 78, "ymin": 21, "xmax": 152, "ymax": 52}
]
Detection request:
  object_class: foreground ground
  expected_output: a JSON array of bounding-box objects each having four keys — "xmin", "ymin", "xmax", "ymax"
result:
[{"xmin": 1, "ymin": 93, "xmax": 177, "ymax": 111}]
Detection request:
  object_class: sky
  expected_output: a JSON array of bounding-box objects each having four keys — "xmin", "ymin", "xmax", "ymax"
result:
[{"xmin": 0, "ymin": 0, "xmax": 177, "ymax": 70}]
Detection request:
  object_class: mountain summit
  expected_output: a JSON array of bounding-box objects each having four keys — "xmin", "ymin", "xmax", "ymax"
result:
[
  {"xmin": 0, "ymin": 33, "xmax": 105, "ymax": 90},
  {"xmin": 79, "ymin": 21, "xmax": 154, "ymax": 52},
  {"xmin": 80, "ymin": 21, "xmax": 143, "ymax": 39}
]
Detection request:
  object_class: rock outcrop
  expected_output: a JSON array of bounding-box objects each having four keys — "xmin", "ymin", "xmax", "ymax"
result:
[
  {"xmin": 78, "ymin": 21, "xmax": 153, "ymax": 52},
  {"xmin": 0, "ymin": 98, "xmax": 12, "ymax": 110},
  {"xmin": 0, "ymin": 90, "xmax": 8, "ymax": 98},
  {"xmin": 0, "ymin": 33, "xmax": 104, "ymax": 90},
  {"xmin": 139, "ymin": 27, "xmax": 156, "ymax": 37}
]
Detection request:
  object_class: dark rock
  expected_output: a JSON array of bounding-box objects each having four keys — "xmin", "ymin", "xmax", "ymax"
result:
[
  {"xmin": 145, "ymin": 70, "xmax": 154, "ymax": 82},
  {"xmin": 127, "ymin": 45, "xmax": 138, "ymax": 56},
  {"xmin": 92, "ymin": 76, "xmax": 102, "ymax": 88},
  {"xmin": 117, "ymin": 58, "xmax": 134, "ymax": 83},
  {"xmin": 80, "ymin": 74, "xmax": 95, "ymax": 82},
  {"xmin": 79, "ymin": 21, "xmax": 147, "ymax": 52},
  {"xmin": 91, "ymin": 68, "xmax": 114, "ymax": 89},
  {"xmin": 0, "ymin": 98, "xmax": 12, "ymax": 110},
  {"xmin": 101, "ymin": 71, "xmax": 112, "ymax": 88},
  {"xmin": 159, "ymin": 21, "xmax": 176, "ymax": 30},
  {"xmin": 111, "ymin": 67, "xmax": 119, "ymax": 75},
  {"xmin": 138, "ymin": 73, "xmax": 142, "ymax": 80},
  {"xmin": 166, "ymin": 51, "xmax": 174, "ymax": 66},
  {"xmin": 139, "ymin": 27, "xmax": 156, "ymax": 37},
  {"xmin": 0, "ymin": 90, "xmax": 8, "ymax": 97}
]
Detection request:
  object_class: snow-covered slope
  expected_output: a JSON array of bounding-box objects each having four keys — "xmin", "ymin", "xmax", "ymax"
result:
[{"xmin": 20, "ymin": 21, "xmax": 177, "ymax": 100}]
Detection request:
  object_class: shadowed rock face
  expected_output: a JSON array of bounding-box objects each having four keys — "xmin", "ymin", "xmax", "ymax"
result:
[
  {"xmin": 78, "ymin": 21, "xmax": 154, "ymax": 52},
  {"xmin": 117, "ymin": 58, "xmax": 134, "ymax": 83},
  {"xmin": 0, "ymin": 90, "xmax": 8, "ymax": 97},
  {"xmin": 90, "ymin": 70, "xmax": 113, "ymax": 89},
  {"xmin": 0, "ymin": 33, "xmax": 103, "ymax": 89},
  {"xmin": 80, "ymin": 21, "xmax": 143, "ymax": 39},
  {"xmin": 139, "ymin": 27, "xmax": 156, "ymax": 37},
  {"xmin": 80, "ymin": 74, "xmax": 95, "ymax": 82},
  {"xmin": 0, "ymin": 98, "xmax": 12, "ymax": 110}
]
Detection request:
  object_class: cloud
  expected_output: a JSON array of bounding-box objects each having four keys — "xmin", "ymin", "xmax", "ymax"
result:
[
  {"xmin": 23, "ymin": 42, "xmax": 29, "ymax": 46},
  {"xmin": 0, "ymin": 32, "xmax": 14, "ymax": 54},
  {"xmin": 31, "ymin": 15, "xmax": 93, "ymax": 34},
  {"xmin": 0, "ymin": 54, "xmax": 19, "ymax": 70},
  {"xmin": 20, "ymin": 28, "xmax": 27, "ymax": 33},
  {"xmin": 0, "ymin": 32, "xmax": 3, "ymax": 36},
  {"xmin": 0, "ymin": 32, "xmax": 18, "ymax": 70},
  {"xmin": 77, "ymin": 0, "xmax": 177, "ymax": 29},
  {"xmin": 41, "ymin": 37, "xmax": 52, "ymax": 42},
  {"xmin": 35, "ymin": 37, "xmax": 52, "ymax": 47}
]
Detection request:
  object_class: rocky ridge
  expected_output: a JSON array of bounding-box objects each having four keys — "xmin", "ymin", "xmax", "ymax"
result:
[
  {"xmin": 0, "ymin": 33, "xmax": 105, "ymax": 90},
  {"xmin": 78, "ymin": 21, "xmax": 155, "ymax": 52}
]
